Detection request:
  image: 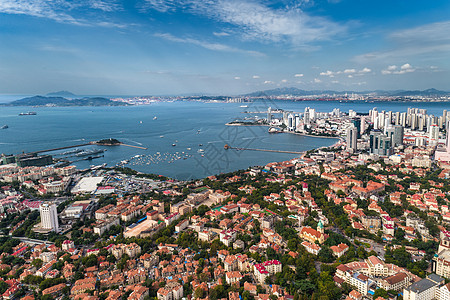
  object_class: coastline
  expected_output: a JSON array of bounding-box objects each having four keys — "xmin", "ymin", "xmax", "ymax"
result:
[{"xmin": 225, "ymin": 122, "xmax": 341, "ymax": 140}]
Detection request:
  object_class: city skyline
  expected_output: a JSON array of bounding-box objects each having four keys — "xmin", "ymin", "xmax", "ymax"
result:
[{"xmin": 0, "ymin": 0, "xmax": 449, "ymax": 95}]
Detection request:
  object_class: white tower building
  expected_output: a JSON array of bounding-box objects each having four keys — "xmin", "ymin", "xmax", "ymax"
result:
[
  {"xmin": 40, "ymin": 203, "xmax": 59, "ymax": 233},
  {"xmin": 429, "ymin": 124, "xmax": 439, "ymax": 146}
]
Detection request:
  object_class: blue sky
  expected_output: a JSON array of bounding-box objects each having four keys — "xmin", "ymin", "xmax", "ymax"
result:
[{"xmin": 0, "ymin": 0, "xmax": 449, "ymax": 95}]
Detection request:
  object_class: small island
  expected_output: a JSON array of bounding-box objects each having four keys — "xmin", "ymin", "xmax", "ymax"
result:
[{"xmin": 94, "ymin": 138, "xmax": 121, "ymax": 145}]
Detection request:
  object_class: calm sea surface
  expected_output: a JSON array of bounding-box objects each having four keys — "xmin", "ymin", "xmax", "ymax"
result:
[{"xmin": 1, "ymin": 99, "xmax": 450, "ymax": 180}]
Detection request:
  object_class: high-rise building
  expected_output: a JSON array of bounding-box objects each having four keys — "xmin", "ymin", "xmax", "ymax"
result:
[
  {"xmin": 40, "ymin": 203, "xmax": 59, "ymax": 233},
  {"xmin": 370, "ymin": 130, "xmax": 392, "ymax": 156},
  {"xmin": 370, "ymin": 108, "xmax": 378, "ymax": 123},
  {"xmin": 351, "ymin": 118, "xmax": 361, "ymax": 138},
  {"xmin": 429, "ymin": 124, "xmax": 439, "ymax": 145},
  {"xmin": 309, "ymin": 108, "xmax": 316, "ymax": 121},
  {"xmin": 411, "ymin": 114, "xmax": 418, "ymax": 130},
  {"xmin": 360, "ymin": 117, "xmax": 367, "ymax": 135},
  {"xmin": 370, "ymin": 130, "xmax": 382, "ymax": 154},
  {"xmin": 304, "ymin": 107, "xmax": 310, "ymax": 125},
  {"xmin": 446, "ymin": 120, "xmax": 450, "ymax": 152},
  {"xmin": 400, "ymin": 112, "xmax": 407, "ymax": 127},
  {"xmin": 287, "ymin": 113, "xmax": 295, "ymax": 131},
  {"xmin": 378, "ymin": 112, "xmax": 385, "ymax": 129},
  {"xmin": 386, "ymin": 125, "xmax": 404, "ymax": 147},
  {"xmin": 346, "ymin": 125, "xmax": 358, "ymax": 153},
  {"xmin": 435, "ymin": 120, "xmax": 450, "ymax": 161},
  {"xmin": 418, "ymin": 116, "xmax": 424, "ymax": 131},
  {"xmin": 439, "ymin": 116, "xmax": 444, "ymax": 129}
]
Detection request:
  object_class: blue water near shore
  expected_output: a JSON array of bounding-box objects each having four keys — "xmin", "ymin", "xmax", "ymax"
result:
[{"xmin": 1, "ymin": 99, "xmax": 450, "ymax": 180}]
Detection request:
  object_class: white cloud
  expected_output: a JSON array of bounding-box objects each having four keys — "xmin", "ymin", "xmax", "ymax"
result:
[
  {"xmin": 142, "ymin": 0, "xmax": 176, "ymax": 12},
  {"xmin": 234, "ymin": 76, "xmax": 240, "ymax": 80},
  {"xmin": 382, "ymin": 63, "xmax": 415, "ymax": 75},
  {"xmin": 294, "ymin": 73, "xmax": 304, "ymax": 77},
  {"xmin": 154, "ymin": 32, "xmax": 263, "ymax": 56},
  {"xmin": 320, "ymin": 70, "xmax": 334, "ymax": 76},
  {"xmin": 387, "ymin": 65, "xmax": 397, "ymax": 71},
  {"xmin": 252, "ymin": 75, "xmax": 260, "ymax": 79},
  {"xmin": 281, "ymin": 79, "xmax": 288, "ymax": 83},
  {"xmin": 0, "ymin": 0, "xmax": 125, "ymax": 27},
  {"xmin": 354, "ymin": 21, "xmax": 450, "ymax": 63},
  {"xmin": 213, "ymin": 31, "xmax": 230, "ymax": 37},
  {"xmin": 401, "ymin": 63, "xmax": 412, "ymax": 70},
  {"xmin": 320, "ymin": 67, "xmax": 371, "ymax": 78},
  {"xmin": 313, "ymin": 78, "xmax": 321, "ymax": 83},
  {"xmin": 347, "ymin": 75, "xmax": 353, "ymax": 78},
  {"xmin": 89, "ymin": 0, "xmax": 122, "ymax": 12},
  {"xmin": 143, "ymin": 0, "xmax": 346, "ymax": 45},
  {"xmin": 360, "ymin": 67, "xmax": 371, "ymax": 73}
]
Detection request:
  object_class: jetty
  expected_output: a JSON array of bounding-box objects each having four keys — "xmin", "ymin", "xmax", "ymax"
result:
[
  {"xmin": 119, "ymin": 143, "xmax": 148, "ymax": 150},
  {"xmin": 29, "ymin": 139, "xmax": 147, "ymax": 155},
  {"xmin": 30, "ymin": 143, "xmax": 92, "ymax": 154}
]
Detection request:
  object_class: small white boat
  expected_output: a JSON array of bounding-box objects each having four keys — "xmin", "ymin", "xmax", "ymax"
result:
[{"xmin": 153, "ymin": 116, "xmax": 157, "ymax": 120}]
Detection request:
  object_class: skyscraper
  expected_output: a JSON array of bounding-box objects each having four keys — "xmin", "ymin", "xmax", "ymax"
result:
[
  {"xmin": 303, "ymin": 107, "xmax": 310, "ymax": 126},
  {"xmin": 370, "ymin": 130, "xmax": 392, "ymax": 156},
  {"xmin": 386, "ymin": 125, "xmax": 404, "ymax": 147},
  {"xmin": 288, "ymin": 113, "xmax": 295, "ymax": 131},
  {"xmin": 351, "ymin": 118, "xmax": 361, "ymax": 138},
  {"xmin": 346, "ymin": 125, "xmax": 358, "ymax": 153},
  {"xmin": 40, "ymin": 203, "xmax": 59, "ymax": 233},
  {"xmin": 429, "ymin": 124, "xmax": 439, "ymax": 145},
  {"xmin": 267, "ymin": 107, "xmax": 272, "ymax": 123}
]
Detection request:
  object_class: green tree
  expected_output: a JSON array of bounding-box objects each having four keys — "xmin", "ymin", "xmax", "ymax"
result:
[
  {"xmin": 318, "ymin": 246, "xmax": 334, "ymax": 263},
  {"xmin": 31, "ymin": 258, "xmax": 43, "ymax": 269},
  {"xmin": 373, "ymin": 288, "xmax": 389, "ymax": 299},
  {"xmin": 194, "ymin": 287, "xmax": 205, "ymax": 299}
]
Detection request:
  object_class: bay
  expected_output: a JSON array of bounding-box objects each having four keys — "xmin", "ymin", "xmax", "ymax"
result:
[{"xmin": 1, "ymin": 99, "xmax": 450, "ymax": 180}]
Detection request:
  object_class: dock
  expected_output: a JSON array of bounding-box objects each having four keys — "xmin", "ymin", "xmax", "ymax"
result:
[
  {"xmin": 29, "ymin": 140, "xmax": 147, "ymax": 155},
  {"xmin": 119, "ymin": 143, "xmax": 148, "ymax": 150},
  {"xmin": 30, "ymin": 143, "xmax": 92, "ymax": 154},
  {"xmin": 228, "ymin": 146, "xmax": 304, "ymax": 155}
]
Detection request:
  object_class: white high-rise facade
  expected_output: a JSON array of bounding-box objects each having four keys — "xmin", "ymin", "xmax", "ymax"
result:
[
  {"xmin": 40, "ymin": 203, "xmax": 59, "ymax": 233},
  {"xmin": 429, "ymin": 124, "xmax": 439, "ymax": 145}
]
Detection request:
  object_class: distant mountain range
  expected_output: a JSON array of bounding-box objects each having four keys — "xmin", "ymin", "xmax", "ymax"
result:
[
  {"xmin": 5, "ymin": 95, "xmax": 126, "ymax": 106},
  {"xmin": 46, "ymin": 90, "xmax": 77, "ymax": 97},
  {"xmin": 243, "ymin": 87, "xmax": 450, "ymax": 97}
]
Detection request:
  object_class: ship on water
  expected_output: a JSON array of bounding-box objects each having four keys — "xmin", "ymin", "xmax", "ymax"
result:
[
  {"xmin": 75, "ymin": 149, "xmax": 106, "ymax": 157},
  {"xmin": 268, "ymin": 127, "xmax": 282, "ymax": 134},
  {"xmin": 19, "ymin": 112, "xmax": 37, "ymax": 116},
  {"xmin": 1, "ymin": 125, "xmax": 8, "ymax": 129}
]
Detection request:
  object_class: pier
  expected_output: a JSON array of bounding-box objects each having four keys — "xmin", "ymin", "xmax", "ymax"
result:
[
  {"xmin": 30, "ymin": 143, "xmax": 92, "ymax": 154},
  {"xmin": 226, "ymin": 145, "xmax": 304, "ymax": 155},
  {"xmin": 29, "ymin": 140, "xmax": 147, "ymax": 155},
  {"xmin": 119, "ymin": 143, "xmax": 148, "ymax": 150}
]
